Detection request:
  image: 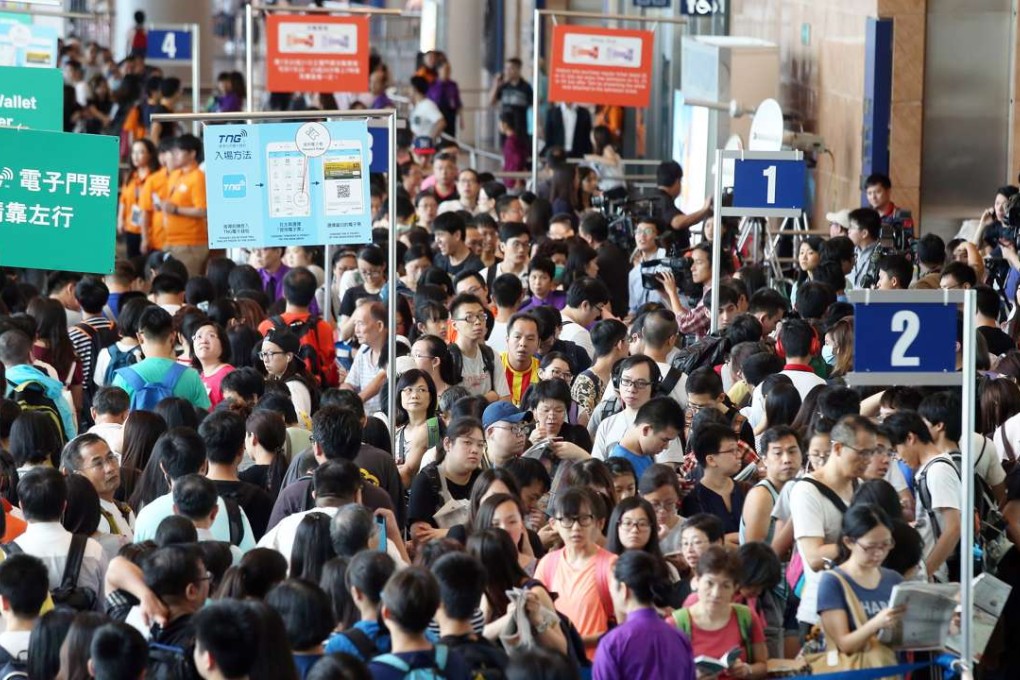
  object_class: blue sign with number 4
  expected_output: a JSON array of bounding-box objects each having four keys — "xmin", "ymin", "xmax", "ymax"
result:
[
  {"xmin": 732, "ymin": 159, "xmax": 805, "ymax": 210},
  {"xmin": 146, "ymin": 29, "xmax": 192, "ymax": 61},
  {"xmin": 853, "ymin": 303, "xmax": 957, "ymax": 373}
]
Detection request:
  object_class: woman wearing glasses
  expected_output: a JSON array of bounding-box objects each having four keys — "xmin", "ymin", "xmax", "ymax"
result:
[
  {"xmin": 191, "ymin": 321, "xmax": 234, "ymax": 407},
  {"xmin": 337, "ymin": 245, "xmax": 387, "ymax": 342},
  {"xmin": 259, "ymin": 329, "xmax": 318, "ymax": 428},
  {"xmin": 815, "ymin": 504, "xmax": 904, "ymax": 657},
  {"xmin": 409, "ymin": 335, "xmax": 459, "ymax": 398},
  {"xmin": 394, "ymin": 369, "xmax": 443, "ymax": 487}
]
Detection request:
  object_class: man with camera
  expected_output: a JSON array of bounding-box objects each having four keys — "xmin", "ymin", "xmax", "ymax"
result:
[
  {"xmin": 654, "ymin": 161, "xmax": 713, "ymax": 251},
  {"xmin": 846, "ymin": 207, "xmax": 883, "ymax": 290}
]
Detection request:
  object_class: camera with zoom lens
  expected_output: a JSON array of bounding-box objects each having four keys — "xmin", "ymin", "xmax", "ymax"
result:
[{"xmin": 640, "ymin": 255, "xmax": 697, "ymax": 297}]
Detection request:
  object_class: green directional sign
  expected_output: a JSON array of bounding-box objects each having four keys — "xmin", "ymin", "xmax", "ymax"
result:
[
  {"xmin": 0, "ymin": 127, "xmax": 118, "ymax": 273},
  {"xmin": 0, "ymin": 66, "xmax": 61, "ymax": 130}
]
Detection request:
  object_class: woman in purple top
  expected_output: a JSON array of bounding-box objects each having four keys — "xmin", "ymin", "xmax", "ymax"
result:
[
  {"xmin": 593, "ymin": 550, "xmax": 696, "ymax": 680},
  {"xmin": 427, "ymin": 58, "xmax": 462, "ymax": 137}
]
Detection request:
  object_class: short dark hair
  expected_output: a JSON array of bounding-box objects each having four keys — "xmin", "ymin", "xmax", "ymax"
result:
[
  {"xmin": 725, "ymin": 314, "xmax": 763, "ymax": 346},
  {"xmin": 848, "ymin": 207, "xmax": 881, "ymax": 240},
  {"xmin": 656, "ymin": 160, "xmax": 683, "ymax": 188},
  {"xmin": 432, "ymin": 211, "xmax": 466, "ymax": 238},
  {"xmin": 150, "ymin": 273, "xmax": 185, "ymax": 296},
  {"xmin": 193, "ymin": 600, "xmax": 259, "ymax": 679},
  {"xmin": 491, "ymin": 273, "xmax": 524, "ymax": 308},
  {"xmin": 312, "ymin": 460, "xmax": 362, "ymax": 502},
  {"xmin": 691, "ymin": 423, "xmax": 739, "ymax": 466},
  {"xmin": 741, "ymin": 351, "xmax": 784, "ymax": 387},
  {"xmin": 503, "ymin": 457, "xmax": 551, "ymax": 495},
  {"xmin": 143, "ymin": 545, "xmax": 205, "ymax": 600},
  {"xmin": 748, "ymin": 288, "xmax": 788, "ymax": 319},
  {"xmin": 975, "ymin": 285, "xmax": 1001, "ymax": 320},
  {"xmin": 917, "ymin": 233, "xmax": 946, "ymax": 268},
  {"xmin": 381, "ymin": 566, "xmax": 440, "ymax": 634},
  {"xmin": 878, "ymin": 254, "xmax": 912, "ymax": 289},
  {"xmin": 760, "ymin": 425, "xmax": 801, "ymax": 454},
  {"xmin": 634, "ymin": 397, "xmax": 684, "ymax": 434},
  {"xmin": 566, "ymin": 277, "xmax": 610, "ymax": 309},
  {"xmin": 579, "ymin": 212, "xmax": 609, "ymax": 242},
  {"xmin": 265, "ymin": 579, "xmax": 335, "ymax": 651},
  {"xmin": 221, "ymin": 367, "xmax": 266, "ymax": 402},
  {"xmin": 865, "ymin": 173, "xmax": 891, "ymax": 189},
  {"xmin": 137, "ymin": 305, "xmax": 174, "ymax": 342},
  {"xmin": 794, "ymin": 280, "xmax": 836, "ymax": 320},
  {"xmin": 779, "ymin": 318, "xmax": 814, "ymax": 357},
  {"xmin": 282, "ymin": 267, "xmax": 317, "ymax": 307},
  {"xmin": 942, "ymin": 261, "xmax": 977, "ymax": 288},
  {"xmin": 821, "ymin": 236, "xmax": 855, "ymax": 264},
  {"xmin": 18, "ymin": 467, "xmax": 66, "ymax": 522},
  {"xmin": 432, "ymin": 552, "xmax": 486, "ymax": 621},
  {"xmin": 311, "ymin": 406, "xmax": 363, "ymax": 461},
  {"xmin": 74, "ymin": 277, "xmax": 110, "ymax": 314},
  {"xmin": 90, "ymin": 623, "xmax": 148, "ymax": 680},
  {"xmin": 686, "ymin": 367, "xmax": 724, "ymax": 397},
  {"xmin": 0, "ymin": 553, "xmax": 49, "ymax": 617},
  {"xmin": 918, "ymin": 390, "xmax": 962, "ymax": 443},
  {"xmin": 590, "ymin": 319, "xmax": 628, "ymax": 358},
  {"xmin": 172, "ymin": 474, "xmax": 218, "ymax": 520},
  {"xmin": 155, "ymin": 427, "xmax": 207, "ymax": 481},
  {"xmin": 198, "ymin": 410, "xmax": 246, "ymax": 465},
  {"xmin": 682, "ymin": 513, "xmax": 725, "ymax": 543}
]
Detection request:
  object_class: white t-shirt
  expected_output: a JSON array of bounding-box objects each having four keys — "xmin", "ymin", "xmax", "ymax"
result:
[
  {"xmin": 914, "ymin": 454, "xmax": 962, "ymax": 583},
  {"xmin": 789, "ymin": 477, "xmax": 853, "ymax": 624},
  {"xmin": 459, "ymin": 344, "xmax": 510, "ymax": 399},
  {"xmin": 746, "ymin": 368, "xmax": 826, "ymax": 429},
  {"xmin": 488, "ymin": 321, "xmax": 509, "ymax": 356},
  {"xmin": 410, "ymin": 98, "xmax": 443, "ymax": 138},
  {"xmin": 969, "ymin": 432, "xmax": 1007, "ymax": 488},
  {"xmin": 93, "ymin": 341, "xmax": 142, "ymax": 388},
  {"xmin": 258, "ymin": 506, "xmax": 407, "ymax": 570},
  {"xmin": 559, "ymin": 314, "xmax": 594, "ymax": 361}
]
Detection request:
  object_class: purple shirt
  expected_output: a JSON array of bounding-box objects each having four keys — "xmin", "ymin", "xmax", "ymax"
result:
[
  {"xmin": 518, "ymin": 290, "xmax": 567, "ymax": 313},
  {"xmin": 592, "ymin": 608, "xmax": 696, "ymax": 680},
  {"xmin": 259, "ymin": 264, "xmax": 320, "ymax": 315}
]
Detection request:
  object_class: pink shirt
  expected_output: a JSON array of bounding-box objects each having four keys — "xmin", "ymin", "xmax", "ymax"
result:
[{"xmin": 201, "ymin": 364, "xmax": 234, "ymax": 407}]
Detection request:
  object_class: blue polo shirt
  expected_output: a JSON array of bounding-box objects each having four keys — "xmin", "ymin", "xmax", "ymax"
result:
[{"xmin": 609, "ymin": 444, "xmax": 653, "ymax": 481}]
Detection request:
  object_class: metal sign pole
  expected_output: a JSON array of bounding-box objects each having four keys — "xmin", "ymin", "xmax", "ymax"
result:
[
  {"xmin": 151, "ymin": 107, "xmax": 400, "ymax": 449},
  {"xmin": 191, "ymin": 23, "xmax": 200, "ymax": 135},
  {"xmin": 960, "ymin": 289, "xmax": 976, "ymax": 672},
  {"xmin": 529, "ymin": 9, "xmax": 686, "ymax": 189},
  {"xmin": 245, "ymin": 3, "xmax": 254, "ymax": 114},
  {"xmin": 710, "ymin": 148, "xmax": 723, "ymax": 333}
]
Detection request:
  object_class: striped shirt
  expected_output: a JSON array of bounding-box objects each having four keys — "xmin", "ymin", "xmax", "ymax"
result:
[
  {"xmin": 500, "ymin": 353, "xmax": 539, "ymax": 407},
  {"xmin": 68, "ymin": 316, "xmax": 115, "ymax": 387}
]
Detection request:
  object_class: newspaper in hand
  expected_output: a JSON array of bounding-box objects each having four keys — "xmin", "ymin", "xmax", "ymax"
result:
[
  {"xmin": 877, "ymin": 582, "xmax": 958, "ymax": 650},
  {"xmin": 945, "ymin": 573, "xmax": 1013, "ymax": 663}
]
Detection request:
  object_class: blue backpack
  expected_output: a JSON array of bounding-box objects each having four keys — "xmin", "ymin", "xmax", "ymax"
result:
[
  {"xmin": 103, "ymin": 343, "xmax": 141, "ymax": 386},
  {"xmin": 116, "ymin": 363, "xmax": 187, "ymax": 412},
  {"xmin": 374, "ymin": 645, "xmax": 449, "ymax": 679}
]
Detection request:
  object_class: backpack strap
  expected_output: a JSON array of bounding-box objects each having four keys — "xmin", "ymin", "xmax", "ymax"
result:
[
  {"xmin": 339, "ymin": 627, "xmax": 378, "ymax": 660},
  {"xmin": 433, "ymin": 644, "xmax": 448, "ymax": 671},
  {"xmin": 159, "ymin": 362, "xmax": 188, "ymax": 391},
  {"xmin": 917, "ymin": 457, "xmax": 962, "ymax": 543},
  {"xmin": 1000, "ymin": 425, "xmax": 1017, "ymax": 464},
  {"xmin": 480, "ymin": 344, "xmax": 496, "ymax": 383},
  {"xmin": 372, "ymin": 654, "xmax": 410, "ymax": 673},
  {"xmin": 0, "ymin": 542, "xmax": 21, "ymax": 556},
  {"xmin": 61, "ymin": 534, "xmax": 88, "ymax": 593},
  {"xmin": 115, "ymin": 365, "xmax": 146, "ymax": 392},
  {"xmin": 593, "ymin": 549, "xmax": 615, "ymax": 624},
  {"xmin": 221, "ymin": 497, "xmax": 243, "ymax": 546},
  {"xmin": 269, "ymin": 315, "xmax": 286, "ymax": 332},
  {"xmin": 671, "ymin": 607, "xmax": 692, "ymax": 636},
  {"xmin": 425, "ymin": 418, "xmax": 441, "ymax": 449},
  {"xmin": 731, "ymin": 603, "xmax": 754, "ymax": 661},
  {"xmin": 799, "ymin": 477, "xmax": 849, "ymax": 514}
]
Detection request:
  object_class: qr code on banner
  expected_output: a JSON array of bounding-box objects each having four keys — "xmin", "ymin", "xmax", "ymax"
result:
[{"xmin": 335, "ymin": 184, "xmax": 351, "ymax": 199}]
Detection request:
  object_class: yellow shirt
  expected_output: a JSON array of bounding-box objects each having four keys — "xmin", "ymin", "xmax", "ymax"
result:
[{"xmin": 500, "ymin": 353, "xmax": 539, "ymax": 407}]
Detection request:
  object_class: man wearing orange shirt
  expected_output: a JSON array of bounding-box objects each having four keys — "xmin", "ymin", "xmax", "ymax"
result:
[
  {"xmin": 162, "ymin": 134, "xmax": 208, "ymax": 276},
  {"xmin": 138, "ymin": 138, "xmax": 176, "ymax": 253}
]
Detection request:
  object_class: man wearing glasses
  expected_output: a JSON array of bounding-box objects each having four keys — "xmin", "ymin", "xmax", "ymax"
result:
[
  {"xmin": 480, "ymin": 222, "xmax": 531, "ymax": 290},
  {"xmin": 449, "ymin": 294, "xmax": 510, "ymax": 403},
  {"xmin": 483, "ymin": 401, "xmax": 533, "ymax": 466},
  {"xmin": 61, "ymin": 433, "xmax": 135, "ymax": 540},
  {"xmin": 789, "ymin": 415, "xmax": 877, "ymax": 635}
]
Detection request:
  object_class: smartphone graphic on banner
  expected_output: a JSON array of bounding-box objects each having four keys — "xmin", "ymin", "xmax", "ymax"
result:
[
  {"xmin": 266, "ymin": 142, "xmax": 311, "ymax": 218},
  {"xmin": 322, "ymin": 140, "xmax": 365, "ymax": 216}
]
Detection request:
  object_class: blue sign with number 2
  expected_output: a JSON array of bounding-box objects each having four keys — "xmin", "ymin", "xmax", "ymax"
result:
[
  {"xmin": 732, "ymin": 159, "xmax": 805, "ymax": 210},
  {"xmin": 853, "ymin": 303, "xmax": 957, "ymax": 373}
]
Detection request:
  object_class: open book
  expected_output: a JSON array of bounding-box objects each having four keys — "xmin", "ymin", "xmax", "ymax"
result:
[
  {"xmin": 877, "ymin": 582, "xmax": 958, "ymax": 650},
  {"xmin": 694, "ymin": 646, "xmax": 743, "ymax": 674},
  {"xmin": 946, "ymin": 573, "xmax": 1012, "ymax": 663}
]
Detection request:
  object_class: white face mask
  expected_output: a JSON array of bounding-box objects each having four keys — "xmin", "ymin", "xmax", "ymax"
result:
[{"xmin": 821, "ymin": 344, "xmax": 836, "ymax": 366}]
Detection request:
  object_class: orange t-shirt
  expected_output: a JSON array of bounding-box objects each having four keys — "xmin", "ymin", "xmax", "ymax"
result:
[
  {"xmin": 1, "ymin": 499, "xmax": 25, "ymax": 543},
  {"xmin": 163, "ymin": 164, "xmax": 208, "ymax": 247},
  {"xmin": 139, "ymin": 168, "xmax": 169, "ymax": 250},
  {"xmin": 119, "ymin": 170, "xmax": 148, "ymax": 235},
  {"xmin": 536, "ymin": 547, "xmax": 617, "ymax": 660}
]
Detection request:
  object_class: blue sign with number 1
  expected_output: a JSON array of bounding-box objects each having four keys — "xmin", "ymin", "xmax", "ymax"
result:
[
  {"xmin": 146, "ymin": 29, "xmax": 192, "ymax": 61},
  {"xmin": 854, "ymin": 303, "xmax": 957, "ymax": 373},
  {"xmin": 732, "ymin": 159, "xmax": 805, "ymax": 210}
]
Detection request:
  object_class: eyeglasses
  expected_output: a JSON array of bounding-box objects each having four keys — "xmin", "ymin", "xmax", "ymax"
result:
[
  {"xmin": 455, "ymin": 313, "xmax": 486, "ymax": 325},
  {"xmin": 258, "ymin": 351, "xmax": 287, "ymax": 360},
  {"xmin": 635, "ymin": 227, "xmax": 657, "ymax": 236},
  {"xmin": 838, "ymin": 443, "xmax": 878, "ymax": 459},
  {"xmin": 555, "ymin": 514, "xmax": 595, "ymax": 528},
  {"xmin": 649, "ymin": 499, "xmax": 678, "ymax": 512},
  {"xmin": 192, "ymin": 333, "xmax": 219, "ymax": 343},
  {"xmin": 359, "ymin": 267, "xmax": 385, "ymax": 278},
  {"xmin": 854, "ymin": 539, "xmax": 895, "ymax": 555},
  {"xmin": 411, "ymin": 352, "xmax": 434, "ymax": 361},
  {"xmin": 545, "ymin": 368, "xmax": 573, "ymax": 381},
  {"xmin": 492, "ymin": 424, "xmax": 527, "ymax": 437},
  {"xmin": 620, "ymin": 519, "xmax": 651, "ymax": 531},
  {"xmin": 535, "ymin": 405, "xmax": 566, "ymax": 418},
  {"xmin": 83, "ymin": 453, "xmax": 119, "ymax": 472},
  {"xmin": 401, "ymin": 386, "xmax": 429, "ymax": 396},
  {"xmin": 506, "ymin": 239, "xmax": 530, "ymax": 251},
  {"xmin": 714, "ymin": 447, "xmax": 740, "ymax": 457},
  {"xmin": 680, "ymin": 538, "xmax": 709, "ymax": 550},
  {"xmin": 197, "ymin": 571, "xmax": 213, "ymax": 583},
  {"xmin": 620, "ymin": 377, "xmax": 652, "ymax": 390}
]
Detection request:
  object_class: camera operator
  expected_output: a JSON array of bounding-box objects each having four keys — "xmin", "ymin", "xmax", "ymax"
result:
[
  {"xmin": 911, "ymin": 233, "xmax": 946, "ymax": 290},
  {"xmin": 847, "ymin": 207, "xmax": 883, "ymax": 290},
  {"xmin": 971, "ymin": 185, "xmax": 1018, "ymax": 256},
  {"xmin": 654, "ymin": 161, "xmax": 713, "ymax": 251},
  {"xmin": 627, "ymin": 216, "xmax": 667, "ymax": 314},
  {"xmin": 659, "ymin": 242, "xmax": 726, "ymax": 342}
]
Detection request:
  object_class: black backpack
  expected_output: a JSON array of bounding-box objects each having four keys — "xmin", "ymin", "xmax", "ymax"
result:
[
  {"xmin": 147, "ymin": 640, "xmax": 198, "ymax": 680},
  {"xmin": 670, "ymin": 333, "xmax": 730, "ymax": 377},
  {"xmin": 339, "ymin": 627, "xmax": 382, "ymax": 661},
  {"xmin": 2, "ymin": 534, "xmax": 95, "ymax": 611},
  {"xmin": 220, "ymin": 496, "xmax": 244, "ymax": 546},
  {"xmin": 0, "ymin": 646, "xmax": 27, "ymax": 680},
  {"xmin": 439, "ymin": 636, "xmax": 508, "ymax": 679},
  {"xmin": 6, "ymin": 378, "xmax": 68, "ymax": 444}
]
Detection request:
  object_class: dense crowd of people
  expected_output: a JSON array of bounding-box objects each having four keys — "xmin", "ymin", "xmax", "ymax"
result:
[{"xmin": 17, "ymin": 21, "xmax": 1020, "ymax": 680}]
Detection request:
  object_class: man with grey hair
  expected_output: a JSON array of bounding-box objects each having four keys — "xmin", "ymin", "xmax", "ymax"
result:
[
  {"xmin": 1, "ymin": 329, "xmax": 77, "ymax": 439},
  {"xmin": 60, "ymin": 433, "xmax": 135, "ymax": 540}
]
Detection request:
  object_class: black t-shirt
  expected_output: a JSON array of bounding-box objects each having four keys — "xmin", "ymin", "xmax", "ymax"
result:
[
  {"xmin": 680, "ymin": 481, "xmax": 746, "ymax": 535},
  {"xmin": 978, "ymin": 325, "xmax": 1015, "ymax": 356},
  {"xmin": 596, "ymin": 242, "xmax": 631, "ymax": 317},
  {"xmin": 434, "ymin": 252, "xmax": 485, "ymax": 277},
  {"xmin": 407, "ymin": 463, "xmax": 480, "ymax": 527},
  {"xmin": 212, "ymin": 479, "xmax": 274, "ymax": 541},
  {"xmin": 653, "ymin": 188, "xmax": 687, "ymax": 250},
  {"xmin": 339, "ymin": 285, "xmax": 381, "ymax": 319},
  {"xmin": 496, "ymin": 80, "xmax": 533, "ymax": 112}
]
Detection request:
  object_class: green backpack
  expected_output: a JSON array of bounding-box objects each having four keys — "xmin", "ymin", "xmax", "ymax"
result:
[{"xmin": 671, "ymin": 603, "xmax": 754, "ymax": 661}]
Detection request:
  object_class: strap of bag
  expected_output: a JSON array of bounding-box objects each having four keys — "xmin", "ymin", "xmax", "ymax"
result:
[
  {"xmin": 1, "ymin": 542, "xmax": 22, "ymax": 556},
  {"xmin": 800, "ymin": 477, "xmax": 849, "ymax": 513},
  {"xmin": 222, "ymin": 497, "xmax": 243, "ymax": 546},
  {"xmin": 61, "ymin": 534, "xmax": 87, "ymax": 592},
  {"xmin": 159, "ymin": 362, "xmax": 187, "ymax": 391},
  {"xmin": 1000, "ymin": 425, "xmax": 1017, "ymax": 463},
  {"xmin": 731, "ymin": 603, "xmax": 754, "ymax": 661},
  {"xmin": 340, "ymin": 627, "xmax": 378, "ymax": 660},
  {"xmin": 371, "ymin": 654, "xmax": 409, "ymax": 672},
  {"xmin": 917, "ymin": 457, "xmax": 960, "ymax": 542},
  {"xmin": 115, "ymin": 365, "xmax": 145, "ymax": 391},
  {"xmin": 828, "ymin": 570, "xmax": 869, "ymax": 633}
]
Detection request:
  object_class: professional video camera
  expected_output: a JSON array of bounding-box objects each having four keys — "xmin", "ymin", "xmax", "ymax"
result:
[
  {"xmin": 986, "ymin": 194, "xmax": 1020, "ymax": 291},
  {"xmin": 878, "ymin": 209, "xmax": 916, "ymax": 253},
  {"xmin": 594, "ymin": 193, "xmax": 660, "ymax": 255}
]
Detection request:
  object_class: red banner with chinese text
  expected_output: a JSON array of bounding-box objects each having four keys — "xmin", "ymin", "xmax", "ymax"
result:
[
  {"xmin": 548, "ymin": 25, "xmax": 654, "ymax": 108},
  {"xmin": 265, "ymin": 15, "xmax": 370, "ymax": 93}
]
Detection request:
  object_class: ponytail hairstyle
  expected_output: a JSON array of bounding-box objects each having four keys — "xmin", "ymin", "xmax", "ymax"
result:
[
  {"xmin": 415, "ymin": 334, "xmax": 460, "ymax": 386},
  {"xmin": 215, "ymin": 548, "xmax": 288, "ymax": 600},
  {"xmin": 612, "ymin": 550, "xmax": 673, "ymax": 607},
  {"xmin": 245, "ymin": 410, "xmax": 288, "ymax": 496}
]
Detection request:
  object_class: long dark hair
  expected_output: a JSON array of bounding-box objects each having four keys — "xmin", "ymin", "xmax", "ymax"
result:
[
  {"xmin": 216, "ymin": 548, "xmax": 289, "ymax": 600},
  {"xmin": 468, "ymin": 527, "xmax": 530, "ymax": 617},
  {"xmin": 548, "ymin": 164, "xmax": 578, "ymax": 211},
  {"xmin": 415, "ymin": 334, "xmax": 461, "ymax": 386},
  {"xmin": 28, "ymin": 298, "xmax": 76, "ymax": 379},
  {"xmin": 797, "ymin": 235, "xmax": 826, "ymax": 284},
  {"xmin": 465, "ymin": 468, "xmax": 520, "ymax": 528},
  {"xmin": 245, "ymin": 410, "xmax": 288, "ymax": 498},
  {"xmin": 474, "ymin": 492, "xmax": 527, "ymax": 552},
  {"xmin": 836, "ymin": 503, "xmax": 894, "ymax": 565},
  {"xmin": 764, "ymin": 382, "xmax": 802, "ymax": 429},
  {"xmin": 290, "ymin": 513, "xmax": 336, "ymax": 584},
  {"xmin": 320, "ymin": 556, "xmax": 359, "ymax": 631},
  {"xmin": 57, "ymin": 611, "xmax": 107, "ymax": 680},
  {"xmin": 28, "ymin": 609, "xmax": 74, "ymax": 680},
  {"xmin": 605, "ymin": 496, "xmax": 663, "ymax": 558},
  {"xmin": 122, "ymin": 411, "xmax": 167, "ymax": 497},
  {"xmin": 394, "ymin": 369, "xmax": 438, "ymax": 428},
  {"xmin": 613, "ymin": 550, "xmax": 673, "ymax": 607}
]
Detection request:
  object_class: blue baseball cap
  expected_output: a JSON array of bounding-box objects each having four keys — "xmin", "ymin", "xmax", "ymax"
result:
[{"xmin": 482, "ymin": 401, "xmax": 533, "ymax": 429}]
